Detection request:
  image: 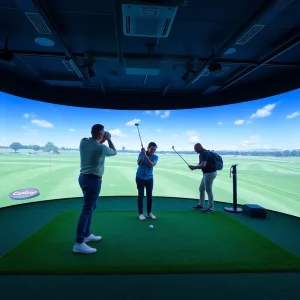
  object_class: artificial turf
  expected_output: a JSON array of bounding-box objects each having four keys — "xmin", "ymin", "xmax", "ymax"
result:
[{"xmin": 1, "ymin": 210, "xmax": 300, "ymax": 274}]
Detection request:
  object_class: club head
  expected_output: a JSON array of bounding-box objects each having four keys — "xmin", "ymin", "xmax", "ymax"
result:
[
  {"xmin": 172, "ymin": 146, "xmax": 174, "ymax": 149},
  {"xmin": 135, "ymin": 123, "xmax": 139, "ymax": 126}
]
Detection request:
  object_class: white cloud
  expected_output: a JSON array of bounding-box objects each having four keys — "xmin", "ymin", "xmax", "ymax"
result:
[
  {"xmin": 144, "ymin": 110, "xmax": 170, "ymax": 118},
  {"xmin": 185, "ymin": 130, "xmax": 198, "ymax": 137},
  {"xmin": 31, "ymin": 119, "xmax": 54, "ymax": 128},
  {"xmin": 69, "ymin": 129, "xmax": 76, "ymax": 132},
  {"xmin": 156, "ymin": 129, "xmax": 162, "ymax": 132},
  {"xmin": 125, "ymin": 119, "xmax": 141, "ymax": 126},
  {"xmin": 241, "ymin": 135, "xmax": 260, "ymax": 147},
  {"xmin": 189, "ymin": 136, "xmax": 198, "ymax": 143},
  {"xmin": 286, "ymin": 111, "xmax": 300, "ymax": 119},
  {"xmin": 109, "ymin": 129, "xmax": 126, "ymax": 137},
  {"xmin": 234, "ymin": 119, "xmax": 245, "ymax": 125},
  {"xmin": 23, "ymin": 113, "xmax": 36, "ymax": 119},
  {"xmin": 161, "ymin": 111, "xmax": 170, "ymax": 118},
  {"xmin": 250, "ymin": 103, "xmax": 276, "ymax": 119},
  {"xmin": 217, "ymin": 122, "xmax": 222, "ymax": 125}
]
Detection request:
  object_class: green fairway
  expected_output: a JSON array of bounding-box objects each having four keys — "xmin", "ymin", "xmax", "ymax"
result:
[
  {"xmin": 1, "ymin": 210, "xmax": 300, "ymax": 275},
  {"xmin": 0, "ymin": 150, "xmax": 300, "ymax": 217}
]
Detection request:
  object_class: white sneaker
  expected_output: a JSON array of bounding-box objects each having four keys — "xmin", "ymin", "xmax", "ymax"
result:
[
  {"xmin": 147, "ymin": 212, "xmax": 156, "ymax": 219},
  {"xmin": 139, "ymin": 214, "xmax": 146, "ymax": 221},
  {"xmin": 73, "ymin": 242, "xmax": 97, "ymax": 254},
  {"xmin": 84, "ymin": 234, "xmax": 102, "ymax": 243}
]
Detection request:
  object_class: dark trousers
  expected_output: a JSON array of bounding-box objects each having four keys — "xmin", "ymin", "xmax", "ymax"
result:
[
  {"xmin": 136, "ymin": 177, "xmax": 153, "ymax": 215},
  {"xmin": 76, "ymin": 174, "xmax": 102, "ymax": 243}
]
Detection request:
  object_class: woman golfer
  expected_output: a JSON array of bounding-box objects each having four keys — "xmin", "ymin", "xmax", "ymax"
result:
[{"xmin": 135, "ymin": 142, "xmax": 158, "ymax": 221}]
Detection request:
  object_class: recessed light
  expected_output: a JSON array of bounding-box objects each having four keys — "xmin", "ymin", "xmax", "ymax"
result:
[
  {"xmin": 34, "ymin": 37, "xmax": 55, "ymax": 47},
  {"xmin": 224, "ymin": 48, "xmax": 236, "ymax": 55}
]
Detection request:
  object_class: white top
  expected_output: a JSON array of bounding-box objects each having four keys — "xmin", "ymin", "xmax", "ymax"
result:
[{"xmin": 79, "ymin": 138, "xmax": 117, "ymax": 177}]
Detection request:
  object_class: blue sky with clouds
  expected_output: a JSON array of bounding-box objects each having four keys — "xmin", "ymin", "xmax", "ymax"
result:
[{"xmin": 0, "ymin": 88, "xmax": 299, "ymax": 150}]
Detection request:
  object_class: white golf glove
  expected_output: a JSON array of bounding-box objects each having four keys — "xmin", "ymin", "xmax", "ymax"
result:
[{"xmin": 104, "ymin": 131, "xmax": 111, "ymax": 140}]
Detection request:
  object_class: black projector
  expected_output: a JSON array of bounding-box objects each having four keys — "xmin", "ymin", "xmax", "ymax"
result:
[{"xmin": 243, "ymin": 204, "xmax": 268, "ymax": 218}]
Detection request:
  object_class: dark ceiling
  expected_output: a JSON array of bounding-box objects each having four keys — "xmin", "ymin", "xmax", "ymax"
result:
[{"xmin": 0, "ymin": 0, "xmax": 300, "ymax": 110}]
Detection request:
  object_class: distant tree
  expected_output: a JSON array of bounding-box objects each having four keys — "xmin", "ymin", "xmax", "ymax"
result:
[
  {"xmin": 32, "ymin": 145, "xmax": 40, "ymax": 152},
  {"xmin": 43, "ymin": 142, "xmax": 58, "ymax": 153},
  {"xmin": 122, "ymin": 146, "xmax": 125, "ymax": 152},
  {"xmin": 9, "ymin": 142, "xmax": 22, "ymax": 153}
]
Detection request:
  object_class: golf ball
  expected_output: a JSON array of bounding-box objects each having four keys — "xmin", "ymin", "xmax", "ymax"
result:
[{"xmin": 149, "ymin": 225, "xmax": 153, "ymax": 229}]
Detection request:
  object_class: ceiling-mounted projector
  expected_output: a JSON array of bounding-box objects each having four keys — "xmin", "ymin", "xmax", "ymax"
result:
[{"xmin": 121, "ymin": 0, "xmax": 178, "ymax": 38}]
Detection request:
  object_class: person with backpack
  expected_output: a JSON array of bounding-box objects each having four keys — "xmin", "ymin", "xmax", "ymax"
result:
[{"xmin": 188, "ymin": 143, "xmax": 223, "ymax": 213}]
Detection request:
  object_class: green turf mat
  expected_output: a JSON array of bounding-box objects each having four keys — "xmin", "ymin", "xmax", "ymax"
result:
[{"xmin": 1, "ymin": 210, "xmax": 300, "ymax": 274}]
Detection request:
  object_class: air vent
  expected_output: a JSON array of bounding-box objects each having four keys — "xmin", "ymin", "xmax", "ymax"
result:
[
  {"xmin": 125, "ymin": 59, "xmax": 161, "ymax": 75},
  {"xmin": 235, "ymin": 24, "xmax": 264, "ymax": 45},
  {"xmin": 122, "ymin": 1, "xmax": 178, "ymax": 37},
  {"xmin": 25, "ymin": 12, "xmax": 52, "ymax": 34},
  {"xmin": 62, "ymin": 60, "xmax": 75, "ymax": 72}
]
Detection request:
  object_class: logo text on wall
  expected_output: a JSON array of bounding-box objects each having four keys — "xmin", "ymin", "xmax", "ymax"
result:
[{"xmin": 9, "ymin": 188, "xmax": 40, "ymax": 200}]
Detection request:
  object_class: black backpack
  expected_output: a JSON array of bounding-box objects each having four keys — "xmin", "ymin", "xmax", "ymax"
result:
[{"xmin": 208, "ymin": 150, "xmax": 223, "ymax": 171}]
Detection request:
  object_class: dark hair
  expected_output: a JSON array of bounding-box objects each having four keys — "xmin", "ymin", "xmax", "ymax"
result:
[
  {"xmin": 91, "ymin": 124, "xmax": 104, "ymax": 138},
  {"xmin": 148, "ymin": 142, "xmax": 157, "ymax": 148}
]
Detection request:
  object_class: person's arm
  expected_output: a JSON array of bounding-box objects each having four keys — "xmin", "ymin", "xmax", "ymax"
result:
[
  {"xmin": 101, "ymin": 139, "xmax": 117, "ymax": 157},
  {"xmin": 137, "ymin": 149, "xmax": 145, "ymax": 166},
  {"xmin": 144, "ymin": 154, "xmax": 158, "ymax": 168},
  {"xmin": 189, "ymin": 152, "xmax": 207, "ymax": 170},
  {"xmin": 107, "ymin": 139, "xmax": 116, "ymax": 152}
]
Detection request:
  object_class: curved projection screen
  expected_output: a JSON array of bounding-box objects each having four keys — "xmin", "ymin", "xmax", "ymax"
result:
[{"xmin": 0, "ymin": 90, "xmax": 300, "ymax": 217}]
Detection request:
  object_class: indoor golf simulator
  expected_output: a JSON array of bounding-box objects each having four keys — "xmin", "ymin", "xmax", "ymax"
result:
[{"xmin": 0, "ymin": 89, "xmax": 300, "ymax": 274}]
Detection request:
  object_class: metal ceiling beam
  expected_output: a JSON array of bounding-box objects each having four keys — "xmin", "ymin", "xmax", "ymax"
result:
[
  {"xmin": 13, "ymin": 0, "xmax": 89, "ymax": 85},
  {"xmin": 8, "ymin": 50, "xmax": 300, "ymax": 68},
  {"xmin": 113, "ymin": 0, "xmax": 124, "ymax": 75},
  {"xmin": 184, "ymin": 0, "xmax": 297, "ymax": 88},
  {"xmin": 220, "ymin": 31, "xmax": 300, "ymax": 91}
]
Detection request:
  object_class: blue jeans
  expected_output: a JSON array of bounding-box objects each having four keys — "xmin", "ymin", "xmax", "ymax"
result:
[
  {"xmin": 76, "ymin": 174, "xmax": 102, "ymax": 243},
  {"xmin": 136, "ymin": 177, "xmax": 153, "ymax": 215}
]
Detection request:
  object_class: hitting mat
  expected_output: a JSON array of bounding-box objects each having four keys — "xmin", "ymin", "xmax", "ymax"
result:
[{"xmin": 1, "ymin": 210, "xmax": 300, "ymax": 274}]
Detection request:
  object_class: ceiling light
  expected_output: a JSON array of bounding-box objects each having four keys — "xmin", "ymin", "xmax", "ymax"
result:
[{"xmin": 34, "ymin": 37, "xmax": 55, "ymax": 47}]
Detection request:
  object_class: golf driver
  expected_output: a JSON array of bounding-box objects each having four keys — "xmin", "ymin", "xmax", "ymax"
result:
[
  {"xmin": 135, "ymin": 123, "xmax": 144, "ymax": 148},
  {"xmin": 172, "ymin": 146, "xmax": 190, "ymax": 166}
]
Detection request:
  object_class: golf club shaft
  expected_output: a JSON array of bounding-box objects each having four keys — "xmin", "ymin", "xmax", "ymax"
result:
[
  {"xmin": 172, "ymin": 147, "xmax": 189, "ymax": 166},
  {"xmin": 136, "ymin": 126, "xmax": 143, "ymax": 148}
]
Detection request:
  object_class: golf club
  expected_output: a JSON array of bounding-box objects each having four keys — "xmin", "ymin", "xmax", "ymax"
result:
[
  {"xmin": 135, "ymin": 123, "xmax": 144, "ymax": 148},
  {"xmin": 172, "ymin": 146, "xmax": 190, "ymax": 166}
]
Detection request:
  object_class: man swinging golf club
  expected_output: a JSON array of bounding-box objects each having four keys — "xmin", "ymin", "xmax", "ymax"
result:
[
  {"xmin": 73, "ymin": 124, "xmax": 117, "ymax": 254},
  {"xmin": 188, "ymin": 143, "xmax": 217, "ymax": 213},
  {"xmin": 135, "ymin": 123, "xmax": 158, "ymax": 221}
]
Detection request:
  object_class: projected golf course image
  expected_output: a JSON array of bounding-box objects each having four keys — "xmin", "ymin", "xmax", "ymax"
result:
[
  {"xmin": 0, "ymin": 89, "xmax": 300, "ymax": 217},
  {"xmin": 0, "ymin": 150, "xmax": 300, "ymax": 217}
]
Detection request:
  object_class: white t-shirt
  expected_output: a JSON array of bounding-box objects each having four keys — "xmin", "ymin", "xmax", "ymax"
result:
[{"xmin": 79, "ymin": 138, "xmax": 117, "ymax": 177}]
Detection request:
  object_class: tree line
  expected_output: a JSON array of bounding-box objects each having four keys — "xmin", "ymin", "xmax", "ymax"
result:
[{"xmin": 0, "ymin": 143, "xmax": 299, "ymax": 157}]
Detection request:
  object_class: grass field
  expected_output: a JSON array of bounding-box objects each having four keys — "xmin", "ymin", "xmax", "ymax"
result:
[
  {"xmin": 2, "ymin": 210, "xmax": 300, "ymax": 275},
  {"xmin": 0, "ymin": 149, "xmax": 300, "ymax": 217}
]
